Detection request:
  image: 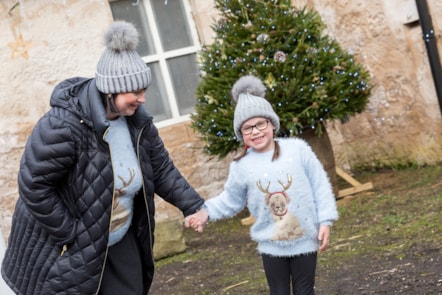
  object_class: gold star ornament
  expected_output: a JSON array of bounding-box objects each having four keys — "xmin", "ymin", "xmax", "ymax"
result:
[{"xmin": 8, "ymin": 33, "xmax": 32, "ymax": 60}]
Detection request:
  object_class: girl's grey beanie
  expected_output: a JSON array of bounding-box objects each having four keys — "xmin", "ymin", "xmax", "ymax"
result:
[{"xmin": 232, "ymin": 75, "xmax": 280, "ymax": 142}]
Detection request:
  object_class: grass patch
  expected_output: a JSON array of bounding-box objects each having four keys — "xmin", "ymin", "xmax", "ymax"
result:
[{"xmin": 323, "ymin": 165, "xmax": 442, "ymax": 267}]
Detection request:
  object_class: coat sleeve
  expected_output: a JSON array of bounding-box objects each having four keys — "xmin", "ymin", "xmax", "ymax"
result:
[
  {"xmin": 146, "ymin": 124, "xmax": 204, "ymax": 216},
  {"xmin": 18, "ymin": 113, "xmax": 78, "ymax": 245}
]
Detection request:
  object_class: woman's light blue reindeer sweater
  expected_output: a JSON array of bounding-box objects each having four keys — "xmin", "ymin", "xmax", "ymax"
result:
[{"xmin": 204, "ymin": 138, "xmax": 339, "ymax": 257}]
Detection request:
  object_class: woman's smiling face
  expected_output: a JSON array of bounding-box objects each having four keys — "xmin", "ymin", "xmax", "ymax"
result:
[{"xmin": 114, "ymin": 89, "xmax": 146, "ymax": 117}]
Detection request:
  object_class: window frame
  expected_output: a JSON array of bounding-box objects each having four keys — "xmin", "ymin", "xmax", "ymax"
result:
[{"xmin": 110, "ymin": 0, "xmax": 201, "ymax": 128}]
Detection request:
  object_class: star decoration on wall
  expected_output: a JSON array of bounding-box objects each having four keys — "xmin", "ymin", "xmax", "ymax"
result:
[{"xmin": 8, "ymin": 33, "xmax": 32, "ymax": 60}]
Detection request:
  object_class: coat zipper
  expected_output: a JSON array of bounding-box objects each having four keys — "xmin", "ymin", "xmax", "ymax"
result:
[
  {"xmin": 60, "ymin": 244, "xmax": 67, "ymax": 256},
  {"xmin": 137, "ymin": 124, "xmax": 155, "ymax": 295},
  {"xmin": 95, "ymin": 127, "xmax": 113, "ymax": 295},
  {"xmin": 137, "ymin": 124, "xmax": 155, "ymax": 269}
]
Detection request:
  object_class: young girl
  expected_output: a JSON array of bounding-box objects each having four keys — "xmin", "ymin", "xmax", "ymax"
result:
[{"xmin": 186, "ymin": 75, "xmax": 338, "ymax": 295}]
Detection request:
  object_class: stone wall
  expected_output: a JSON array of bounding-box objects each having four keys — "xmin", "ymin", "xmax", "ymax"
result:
[
  {"xmin": 0, "ymin": 0, "xmax": 112, "ymax": 245},
  {"xmin": 303, "ymin": 0, "xmax": 442, "ymax": 168},
  {"xmin": 1, "ymin": 0, "xmax": 442, "ymax": 254}
]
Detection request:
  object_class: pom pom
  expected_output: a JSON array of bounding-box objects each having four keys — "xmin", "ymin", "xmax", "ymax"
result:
[
  {"xmin": 104, "ymin": 21, "xmax": 139, "ymax": 52},
  {"xmin": 231, "ymin": 75, "xmax": 266, "ymax": 102}
]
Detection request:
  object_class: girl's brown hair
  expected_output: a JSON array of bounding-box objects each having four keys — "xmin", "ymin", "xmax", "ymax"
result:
[{"xmin": 233, "ymin": 140, "xmax": 280, "ymax": 162}]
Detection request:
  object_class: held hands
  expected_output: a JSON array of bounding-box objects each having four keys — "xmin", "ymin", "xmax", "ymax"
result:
[
  {"xmin": 184, "ymin": 208, "xmax": 209, "ymax": 233},
  {"xmin": 317, "ymin": 225, "xmax": 331, "ymax": 252}
]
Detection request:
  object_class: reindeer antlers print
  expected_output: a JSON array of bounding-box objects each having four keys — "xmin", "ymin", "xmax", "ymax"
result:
[
  {"xmin": 117, "ymin": 168, "xmax": 135, "ymax": 194},
  {"xmin": 113, "ymin": 168, "xmax": 136, "ymax": 209},
  {"xmin": 256, "ymin": 174, "xmax": 292, "ymax": 195}
]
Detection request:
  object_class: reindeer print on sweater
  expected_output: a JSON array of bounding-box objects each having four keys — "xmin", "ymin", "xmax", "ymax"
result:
[
  {"xmin": 257, "ymin": 175, "xmax": 305, "ymax": 240},
  {"xmin": 105, "ymin": 116, "xmax": 143, "ymax": 246},
  {"xmin": 111, "ymin": 168, "xmax": 136, "ymax": 232}
]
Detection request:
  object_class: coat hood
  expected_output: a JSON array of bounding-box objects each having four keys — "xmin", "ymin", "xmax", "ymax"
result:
[{"xmin": 50, "ymin": 77, "xmax": 101, "ymax": 129}]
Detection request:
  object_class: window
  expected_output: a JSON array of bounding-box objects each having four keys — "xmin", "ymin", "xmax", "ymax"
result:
[{"xmin": 110, "ymin": 0, "xmax": 201, "ymax": 127}]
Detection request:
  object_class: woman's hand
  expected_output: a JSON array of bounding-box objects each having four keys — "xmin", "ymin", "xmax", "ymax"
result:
[{"xmin": 184, "ymin": 208, "xmax": 209, "ymax": 233}]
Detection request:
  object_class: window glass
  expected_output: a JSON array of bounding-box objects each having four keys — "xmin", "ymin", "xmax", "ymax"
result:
[
  {"xmin": 151, "ymin": 0, "xmax": 193, "ymax": 51},
  {"xmin": 167, "ymin": 54, "xmax": 199, "ymax": 116},
  {"xmin": 110, "ymin": 0, "xmax": 200, "ymax": 123},
  {"xmin": 110, "ymin": 0, "xmax": 155, "ymax": 56},
  {"xmin": 144, "ymin": 62, "xmax": 171, "ymax": 121}
]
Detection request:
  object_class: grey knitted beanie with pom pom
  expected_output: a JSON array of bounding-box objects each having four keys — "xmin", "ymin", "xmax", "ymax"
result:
[
  {"xmin": 232, "ymin": 75, "xmax": 280, "ymax": 142},
  {"xmin": 95, "ymin": 21, "xmax": 151, "ymax": 94}
]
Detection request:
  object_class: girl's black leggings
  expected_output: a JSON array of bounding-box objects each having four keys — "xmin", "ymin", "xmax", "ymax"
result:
[{"xmin": 262, "ymin": 252, "xmax": 317, "ymax": 295}]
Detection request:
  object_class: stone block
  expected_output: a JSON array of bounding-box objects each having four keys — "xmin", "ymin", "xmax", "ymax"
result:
[{"xmin": 153, "ymin": 216, "xmax": 186, "ymax": 260}]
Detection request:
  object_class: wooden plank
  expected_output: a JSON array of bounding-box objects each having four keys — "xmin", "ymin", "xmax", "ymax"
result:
[
  {"xmin": 241, "ymin": 215, "xmax": 255, "ymax": 225},
  {"xmin": 336, "ymin": 167, "xmax": 362, "ymax": 187},
  {"xmin": 337, "ymin": 182, "xmax": 373, "ymax": 198},
  {"xmin": 336, "ymin": 167, "xmax": 373, "ymax": 198}
]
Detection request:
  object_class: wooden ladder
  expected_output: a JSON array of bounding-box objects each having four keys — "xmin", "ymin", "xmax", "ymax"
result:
[{"xmin": 335, "ymin": 167, "xmax": 373, "ymax": 199}]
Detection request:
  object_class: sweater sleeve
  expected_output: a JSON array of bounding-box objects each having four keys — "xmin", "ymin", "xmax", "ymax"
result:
[
  {"xmin": 301, "ymin": 141, "xmax": 339, "ymax": 224},
  {"xmin": 204, "ymin": 162, "xmax": 247, "ymax": 221},
  {"xmin": 18, "ymin": 113, "xmax": 78, "ymax": 245}
]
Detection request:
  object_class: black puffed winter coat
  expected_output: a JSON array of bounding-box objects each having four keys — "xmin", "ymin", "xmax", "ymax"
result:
[{"xmin": 1, "ymin": 77, "xmax": 204, "ymax": 294}]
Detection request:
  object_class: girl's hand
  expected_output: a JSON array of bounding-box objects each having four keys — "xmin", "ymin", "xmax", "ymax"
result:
[{"xmin": 318, "ymin": 225, "xmax": 331, "ymax": 252}]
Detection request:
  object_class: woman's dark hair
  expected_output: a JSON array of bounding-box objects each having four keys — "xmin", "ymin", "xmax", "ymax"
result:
[{"xmin": 101, "ymin": 93, "xmax": 119, "ymax": 113}]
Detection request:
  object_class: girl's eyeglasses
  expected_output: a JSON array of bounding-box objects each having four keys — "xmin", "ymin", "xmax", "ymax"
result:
[{"xmin": 241, "ymin": 120, "xmax": 269, "ymax": 135}]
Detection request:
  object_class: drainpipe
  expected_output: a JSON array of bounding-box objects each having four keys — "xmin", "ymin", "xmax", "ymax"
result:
[{"xmin": 415, "ymin": 0, "xmax": 442, "ymax": 116}]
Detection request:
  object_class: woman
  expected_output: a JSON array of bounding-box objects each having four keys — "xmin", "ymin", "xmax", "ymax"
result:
[{"xmin": 1, "ymin": 21, "xmax": 204, "ymax": 295}]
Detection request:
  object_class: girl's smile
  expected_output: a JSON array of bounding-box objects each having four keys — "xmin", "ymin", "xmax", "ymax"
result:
[{"xmin": 241, "ymin": 117, "xmax": 275, "ymax": 153}]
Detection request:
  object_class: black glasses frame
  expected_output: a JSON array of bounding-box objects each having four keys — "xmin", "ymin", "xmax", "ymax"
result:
[{"xmin": 241, "ymin": 120, "xmax": 269, "ymax": 135}]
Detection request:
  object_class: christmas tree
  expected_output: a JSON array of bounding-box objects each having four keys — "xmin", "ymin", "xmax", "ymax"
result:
[{"xmin": 191, "ymin": 0, "xmax": 371, "ymax": 159}]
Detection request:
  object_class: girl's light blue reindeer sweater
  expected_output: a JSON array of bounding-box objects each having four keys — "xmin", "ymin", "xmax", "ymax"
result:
[{"xmin": 204, "ymin": 138, "xmax": 338, "ymax": 257}]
